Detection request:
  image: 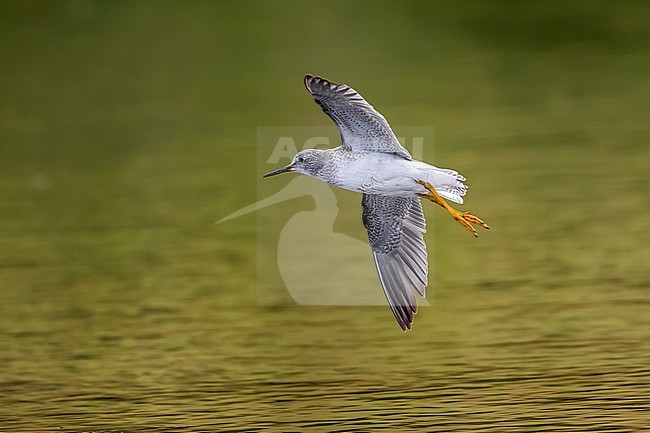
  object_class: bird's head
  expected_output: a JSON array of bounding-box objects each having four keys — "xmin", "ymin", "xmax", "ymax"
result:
[{"xmin": 263, "ymin": 149, "xmax": 327, "ymax": 179}]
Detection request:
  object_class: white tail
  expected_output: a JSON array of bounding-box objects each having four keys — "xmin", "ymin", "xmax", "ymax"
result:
[{"xmin": 426, "ymin": 168, "xmax": 468, "ymax": 204}]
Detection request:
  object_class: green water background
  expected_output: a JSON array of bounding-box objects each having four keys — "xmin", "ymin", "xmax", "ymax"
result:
[{"xmin": 1, "ymin": 1, "xmax": 648, "ymax": 430}]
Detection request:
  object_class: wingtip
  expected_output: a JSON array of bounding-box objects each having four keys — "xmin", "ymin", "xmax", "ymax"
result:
[
  {"xmin": 394, "ymin": 305, "xmax": 414, "ymax": 332},
  {"xmin": 304, "ymin": 74, "xmax": 343, "ymax": 94},
  {"xmin": 304, "ymin": 74, "xmax": 316, "ymax": 93}
]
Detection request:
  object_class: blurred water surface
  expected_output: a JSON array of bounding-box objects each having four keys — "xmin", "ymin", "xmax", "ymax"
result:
[{"xmin": 1, "ymin": 1, "xmax": 648, "ymax": 430}]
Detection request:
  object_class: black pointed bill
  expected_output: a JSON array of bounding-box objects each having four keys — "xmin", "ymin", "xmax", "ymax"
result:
[{"xmin": 263, "ymin": 164, "xmax": 294, "ymax": 178}]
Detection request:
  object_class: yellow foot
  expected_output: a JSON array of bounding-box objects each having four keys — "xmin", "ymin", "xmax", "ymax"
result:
[
  {"xmin": 415, "ymin": 180, "xmax": 490, "ymax": 237},
  {"xmin": 449, "ymin": 210, "xmax": 490, "ymax": 238}
]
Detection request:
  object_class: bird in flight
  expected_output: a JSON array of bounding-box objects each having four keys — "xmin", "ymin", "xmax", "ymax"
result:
[{"xmin": 264, "ymin": 75, "xmax": 489, "ymax": 331}]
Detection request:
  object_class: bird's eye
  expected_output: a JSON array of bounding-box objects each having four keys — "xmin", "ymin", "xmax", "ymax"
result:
[{"xmin": 297, "ymin": 156, "xmax": 305, "ymax": 163}]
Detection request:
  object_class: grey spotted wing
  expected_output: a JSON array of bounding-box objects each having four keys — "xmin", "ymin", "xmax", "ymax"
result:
[
  {"xmin": 361, "ymin": 194, "xmax": 428, "ymax": 331},
  {"xmin": 304, "ymin": 75, "xmax": 412, "ymax": 160}
]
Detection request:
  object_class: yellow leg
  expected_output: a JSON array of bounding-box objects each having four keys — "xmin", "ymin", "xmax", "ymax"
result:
[{"xmin": 416, "ymin": 180, "xmax": 489, "ymax": 238}]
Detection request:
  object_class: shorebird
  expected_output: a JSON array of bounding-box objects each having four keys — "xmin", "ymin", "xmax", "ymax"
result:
[{"xmin": 264, "ymin": 75, "xmax": 489, "ymax": 331}]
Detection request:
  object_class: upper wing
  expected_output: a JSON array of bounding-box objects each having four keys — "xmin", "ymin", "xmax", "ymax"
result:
[
  {"xmin": 362, "ymin": 194, "xmax": 428, "ymax": 331},
  {"xmin": 304, "ymin": 75, "xmax": 412, "ymax": 160}
]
